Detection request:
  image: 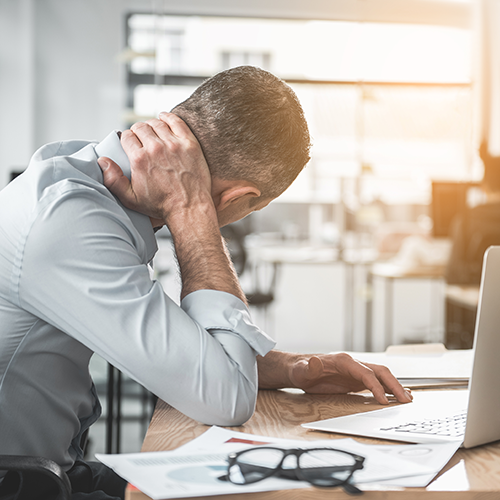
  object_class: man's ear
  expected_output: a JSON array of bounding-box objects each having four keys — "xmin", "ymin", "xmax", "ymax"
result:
[{"xmin": 212, "ymin": 180, "xmax": 261, "ymax": 211}]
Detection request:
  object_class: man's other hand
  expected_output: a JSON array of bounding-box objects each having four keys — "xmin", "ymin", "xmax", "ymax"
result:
[
  {"xmin": 257, "ymin": 351, "xmax": 412, "ymax": 405},
  {"xmin": 289, "ymin": 353, "xmax": 412, "ymax": 404},
  {"xmin": 98, "ymin": 113, "xmax": 215, "ymax": 226}
]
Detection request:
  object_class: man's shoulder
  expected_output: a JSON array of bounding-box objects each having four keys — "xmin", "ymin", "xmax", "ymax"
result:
[
  {"xmin": 31, "ymin": 139, "xmax": 97, "ymax": 162},
  {"xmin": 23, "ymin": 138, "xmax": 110, "ymax": 205}
]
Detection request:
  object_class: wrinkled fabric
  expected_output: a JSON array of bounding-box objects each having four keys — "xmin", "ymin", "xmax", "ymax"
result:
[{"xmin": 0, "ymin": 132, "xmax": 275, "ymax": 472}]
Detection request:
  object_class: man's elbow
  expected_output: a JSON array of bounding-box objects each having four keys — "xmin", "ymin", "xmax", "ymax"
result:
[
  {"xmin": 202, "ymin": 380, "xmax": 257, "ymax": 427},
  {"xmin": 223, "ymin": 398, "xmax": 255, "ymax": 426}
]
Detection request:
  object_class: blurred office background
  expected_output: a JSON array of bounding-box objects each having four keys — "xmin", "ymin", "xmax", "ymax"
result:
[{"xmin": 1, "ymin": 0, "xmax": 497, "ymax": 455}]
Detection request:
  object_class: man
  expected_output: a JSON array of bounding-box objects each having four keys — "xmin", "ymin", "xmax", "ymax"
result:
[{"xmin": 0, "ymin": 66, "xmax": 411, "ymax": 499}]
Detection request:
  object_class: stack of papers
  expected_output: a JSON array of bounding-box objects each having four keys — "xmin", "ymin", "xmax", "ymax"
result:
[
  {"xmin": 337, "ymin": 343, "xmax": 472, "ymax": 388},
  {"xmin": 97, "ymin": 426, "xmax": 460, "ymax": 499}
]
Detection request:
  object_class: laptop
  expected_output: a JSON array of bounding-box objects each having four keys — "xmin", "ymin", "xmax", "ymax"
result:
[{"xmin": 303, "ymin": 246, "xmax": 500, "ymax": 449}]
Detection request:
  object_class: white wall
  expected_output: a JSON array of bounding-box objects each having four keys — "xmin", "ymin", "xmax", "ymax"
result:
[
  {"xmin": 0, "ymin": 0, "xmax": 470, "ymax": 188},
  {"xmin": 371, "ymin": 276, "xmax": 446, "ymax": 350},
  {"xmin": 0, "ymin": 0, "xmax": 127, "ymax": 186},
  {"xmin": 271, "ymin": 262, "xmax": 347, "ymax": 353},
  {"xmin": 0, "ymin": 0, "xmax": 35, "ymax": 186}
]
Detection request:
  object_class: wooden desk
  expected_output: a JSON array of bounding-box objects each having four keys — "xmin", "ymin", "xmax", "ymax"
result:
[{"xmin": 126, "ymin": 389, "xmax": 500, "ymax": 499}]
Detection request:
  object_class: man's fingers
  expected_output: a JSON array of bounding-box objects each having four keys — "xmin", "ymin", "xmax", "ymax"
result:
[
  {"xmin": 358, "ymin": 368, "xmax": 390, "ymax": 404},
  {"xmin": 146, "ymin": 117, "xmax": 175, "ymax": 141},
  {"xmin": 123, "ymin": 115, "xmax": 198, "ymax": 158},
  {"xmin": 120, "ymin": 129, "xmax": 144, "ymax": 157},
  {"xmin": 129, "ymin": 121, "xmax": 164, "ymax": 150},
  {"xmin": 367, "ymin": 363, "xmax": 413, "ymax": 403},
  {"xmin": 333, "ymin": 354, "xmax": 412, "ymax": 404},
  {"xmin": 159, "ymin": 112, "xmax": 197, "ymax": 140},
  {"xmin": 332, "ymin": 354, "xmax": 389, "ymax": 404},
  {"xmin": 129, "ymin": 120, "xmax": 182, "ymax": 157},
  {"xmin": 98, "ymin": 157, "xmax": 137, "ymax": 209},
  {"xmin": 289, "ymin": 351, "xmax": 414, "ymax": 404}
]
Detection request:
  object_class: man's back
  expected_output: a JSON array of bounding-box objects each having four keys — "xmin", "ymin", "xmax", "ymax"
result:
[{"xmin": 0, "ymin": 139, "xmax": 121, "ymax": 469}]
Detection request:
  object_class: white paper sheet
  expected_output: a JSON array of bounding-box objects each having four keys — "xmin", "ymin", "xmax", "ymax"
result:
[
  {"xmin": 97, "ymin": 448, "xmax": 306, "ymax": 499},
  {"xmin": 363, "ymin": 441, "xmax": 461, "ymax": 488},
  {"xmin": 335, "ymin": 344, "xmax": 473, "ymax": 381},
  {"xmin": 97, "ymin": 426, "xmax": 444, "ymax": 499},
  {"xmin": 178, "ymin": 426, "xmax": 460, "ymax": 487}
]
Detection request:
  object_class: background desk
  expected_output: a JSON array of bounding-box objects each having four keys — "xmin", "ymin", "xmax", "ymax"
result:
[
  {"xmin": 371, "ymin": 264, "xmax": 446, "ymax": 350},
  {"xmin": 126, "ymin": 389, "xmax": 500, "ymax": 500}
]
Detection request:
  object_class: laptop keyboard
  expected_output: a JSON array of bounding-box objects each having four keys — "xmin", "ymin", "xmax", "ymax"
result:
[{"xmin": 380, "ymin": 411, "xmax": 467, "ymax": 438}]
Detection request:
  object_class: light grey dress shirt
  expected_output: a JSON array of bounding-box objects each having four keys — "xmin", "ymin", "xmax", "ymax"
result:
[{"xmin": 0, "ymin": 131, "xmax": 275, "ymax": 471}]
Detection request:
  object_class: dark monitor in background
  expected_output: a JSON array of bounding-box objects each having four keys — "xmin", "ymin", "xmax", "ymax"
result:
[
  {"xmin": 431, "ymin": 181, "xmax": 479, "ymax": 237},
  {"xmin": 9, "ymin": 169, "xmax": 24, "ymax": 183}
]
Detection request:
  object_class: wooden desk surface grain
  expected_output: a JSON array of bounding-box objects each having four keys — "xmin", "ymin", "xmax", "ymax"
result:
[{"xmin": 126, "ymin": 389, "xmax": 500, "ymax": 500}]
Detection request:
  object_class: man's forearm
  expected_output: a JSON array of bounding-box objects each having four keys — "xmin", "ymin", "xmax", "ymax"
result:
[
  {"xmin": 257, "ymin": 350, "xmax": 299, "ymax": 389},
  {"xmin": 168, "ymin": 210, "xmax": 246, "ymax": 303},
  {"xmin": 99, "ymin": 115, "xmax": 247, "ymax": 304}
]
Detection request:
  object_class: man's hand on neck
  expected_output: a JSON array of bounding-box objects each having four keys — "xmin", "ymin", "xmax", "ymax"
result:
[{"xmin": 99, "ymin": 113, "xmax": 246, "ymax": 303}]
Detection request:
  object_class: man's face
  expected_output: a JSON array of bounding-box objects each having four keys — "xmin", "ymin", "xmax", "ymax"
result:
[
  {"xmin": 217, "ymin": 196, "xmax": 273, "ymax": 228},
  {"xmin": 149, "ymin": 194, "xmax": 272, "ymax": 232}
]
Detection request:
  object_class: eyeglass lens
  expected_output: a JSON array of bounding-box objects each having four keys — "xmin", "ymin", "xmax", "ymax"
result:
[
  {"xmin": 229, "ymin": 448, "xmax": 284, "ymax": 484},
  {"xmin": 298, "ymin": 449, "xmax": 356, "ymax": 486}
]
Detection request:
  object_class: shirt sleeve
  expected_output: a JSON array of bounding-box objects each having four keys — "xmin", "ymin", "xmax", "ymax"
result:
[
  {"xmin": 181, "ymin": 290, "xmax": 275, "ymax": 356},
  {"xmin": 17, "ymin": 181, "xmax": 275, "ymax": 426}
]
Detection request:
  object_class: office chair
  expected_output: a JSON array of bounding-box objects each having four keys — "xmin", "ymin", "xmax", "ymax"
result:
[
  {"xmin": 464, "ymin": 231, "xmax": 500, "ymax": 284},
  {"xmin": 0, "ymin": 455, "xmax": 71, "ymax": 500},
  {"xmin": 105, "ymin": 363, "xmax": 157, "ymax": 454},
  {"xmin": 220, "ymin": 225, "xmax": 247, "ymax": 276},
  {"xmin": 246, "ymin": 261, "xmax": 278, "ymax": 307},
  {"xmin": 446, "ymin": 208, "xmax": 500, "ymax": 286}
]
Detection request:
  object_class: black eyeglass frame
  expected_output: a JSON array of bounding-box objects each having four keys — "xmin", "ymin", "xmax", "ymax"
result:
[{"xmin": 225, "ymin": 446, "xmax": 365, "ymax": 494}]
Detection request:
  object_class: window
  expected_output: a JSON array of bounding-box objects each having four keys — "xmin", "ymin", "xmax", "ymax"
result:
[{"xmin": 125, "ymin": 14, "xmax": 472, "ymax": 204}]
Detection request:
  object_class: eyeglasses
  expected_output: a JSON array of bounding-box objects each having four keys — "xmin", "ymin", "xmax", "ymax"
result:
[{"xmin": 220, "ymin": 446, "xmax": 365, "ymax": 496}]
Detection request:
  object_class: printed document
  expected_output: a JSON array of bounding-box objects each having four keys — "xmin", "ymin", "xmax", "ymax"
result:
[{"xmin": 97, "ymin": 426, "xmax": 459, "ymax": 499}]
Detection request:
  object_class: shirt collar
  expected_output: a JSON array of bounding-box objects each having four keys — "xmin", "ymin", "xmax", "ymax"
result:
[{"xmin": 94, "ymin": 131, "xmax": 158, "ymax": 263}]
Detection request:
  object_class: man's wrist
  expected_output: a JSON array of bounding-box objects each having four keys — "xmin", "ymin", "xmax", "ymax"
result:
[
  {"xmin": 166, "ymin": 208, "xmax": 246, "ymax": 303},
  {"xmin": 163, "ymin": 199, "xmax": 218, "ymax": 234},
  {"xmin": 167, "ymin": 209, "xmax": 221, "ymax": 256},
  {"xmin": 257, "ymin": 350, "xmax": 304, "ymax": 389}
]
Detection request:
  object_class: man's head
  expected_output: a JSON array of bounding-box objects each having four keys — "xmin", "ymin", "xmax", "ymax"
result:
[{"xmin": 172, "ymin": 66, "xmax": 311, "ymax": 225}]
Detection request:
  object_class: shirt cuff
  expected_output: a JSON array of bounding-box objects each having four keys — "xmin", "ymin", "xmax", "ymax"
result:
[{"xmin": 181, "ymin": 290, "xmax": 276, "ymax": 356}]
